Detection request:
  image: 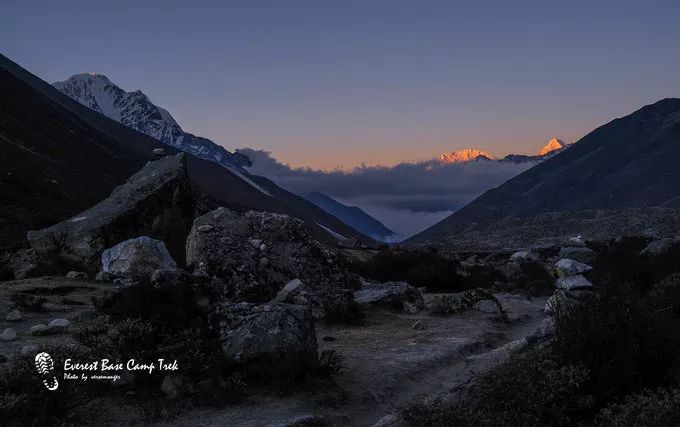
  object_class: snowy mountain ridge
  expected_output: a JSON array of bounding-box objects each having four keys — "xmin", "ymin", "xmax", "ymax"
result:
[{"xmin": 53, "ymin": 73, "xmax": 250, "ymax": 168}]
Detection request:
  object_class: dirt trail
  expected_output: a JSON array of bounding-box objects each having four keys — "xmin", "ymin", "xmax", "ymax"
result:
[{"xmin": 166, "ymin": 293, "xmax": 548, "ymax": 427}]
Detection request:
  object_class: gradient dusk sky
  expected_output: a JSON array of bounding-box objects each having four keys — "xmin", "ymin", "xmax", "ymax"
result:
[{"xmin": 3, "ymin": 0, "xmax": 680, "ymax": 169}]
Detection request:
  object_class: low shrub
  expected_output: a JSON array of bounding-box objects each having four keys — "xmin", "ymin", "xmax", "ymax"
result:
[
  {"xmin": 348, "ymin": 249, "xmax": 463, "ymax": 291},
  {"xmin": 596, "ymin": 388, "xmax": 680, "ymax": 426},
  {"xmin": 402, "ymin": 348, "xmax": 590, "ymax": 426}
]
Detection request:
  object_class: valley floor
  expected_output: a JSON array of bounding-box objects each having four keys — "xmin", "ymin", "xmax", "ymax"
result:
[{"xmin": 163, "ymin": 293, "xmax": 548, "ymax": 426}]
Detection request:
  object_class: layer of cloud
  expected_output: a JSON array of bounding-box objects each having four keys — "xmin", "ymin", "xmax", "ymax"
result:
[{"xmin": 239, "ymin": 148, "xmax": 536, "ymax": 240}]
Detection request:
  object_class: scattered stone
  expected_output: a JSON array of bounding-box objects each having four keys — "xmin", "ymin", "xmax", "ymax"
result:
[
  {"xmin": 152, "ymin": 148, "xmax": 166, "ymax": 156},
  {"xmin": 266, "ymin": 415, "xmax": 327, "ymax": 427},
  {"xmin": 412, "ymin": 320, "xmax": 427, "ymax": 330},
  {"xmin": 30, "ymin": 324, "xmax": 49, "ymax": 336},
  {"xmin": 292, "ymin": 295, "xmax": 309, "ymax": 305},
  {"xmin": 555, "ymin": 274, "xmax": 593, "ymax": 290},
  {"xmin": 21, "ymin": 345, "xmax": 38, "ymax": 355},
  {"xmin": 509, "ymin": 250, "xmax": 540, "ymax": 263},
  {"xmin": 65, "ymin": 270, "xmax": 87, "ymax": 279},
  {"xmin": 217, "ymin": 302, "xmax": 317, "ymax": 379},
  {"xmin": 429, "ymin": 288, "xmax": 502, "ymax": 315},
  {"xmin": 6, "ymin": 309, "xmax": 22, "ymax": 321},
  {"xmin": 640, "ymin": 237, "xmax": 680, "ymax": 256},
  {"xmin": 27, "ymin": 154, "xmax": 194, "ymax": 274},
  {"xmin": 555, "ymin": 258, "xmax": 592, "ymax": 277},
  {"xmin": 275, "ymin": 279, "xmax": 305, "ymax": 303},
  {"xmin": 354, "ymin": 281, "xmax": 424, "ymax": 311},
  {"xmin": 545, "ymin": 289, "xmax": 594, "ymax": 314},
  {"xmin": 558, "ymin": 246, "xmax": 595, "ymax": 264},
  {"xmin": 0, "ymin": 328, "xmax": 17, "ymax": 341},
  {"xmin": 47, "ymin": 318, "xmax": 70, "ymax": 333},
  {"xmin": 102, "ymin": 236, "xmax": 177, "ymax": 279}
]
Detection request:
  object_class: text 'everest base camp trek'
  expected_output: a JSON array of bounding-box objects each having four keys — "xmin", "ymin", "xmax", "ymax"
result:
[{"xmin": 3, "ymin": 48, "xmax": 680, "ymax": 426}]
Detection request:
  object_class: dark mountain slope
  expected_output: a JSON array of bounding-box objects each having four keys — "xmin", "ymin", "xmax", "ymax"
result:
[
  {"xmin": 407, "ymin": 98, "xmax": 680, "ymax": 246},
  {"xmin": 302, "ymin": 192, "xmax": 395, "ymax": 241},
  {"xmin": 0, "ymin": 54, "xmax": 372, "ymax": 250}
]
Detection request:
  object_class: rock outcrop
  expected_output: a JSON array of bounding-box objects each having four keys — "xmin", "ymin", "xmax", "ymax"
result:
[
  {"xmin": 353, "ymin": 281, "xmax": 425, "ymax": 313},
  {"xmin": 186, "ymin": 207, "xmax": 361, "ymax": 320},
  {"xmin": 26, "ymin": 154, "xmax": 194, "ymax": 274}
]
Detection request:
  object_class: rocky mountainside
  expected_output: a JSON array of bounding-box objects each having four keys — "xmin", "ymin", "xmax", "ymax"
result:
[
  {"xmin": 0, "ymin": 54, "xmax": 373, "ymax": 250},
  {"xmin": 408, "ymin": 98, "xmax": 680, "ymax": 249},
  {"xmin": 302, "ymin": 192, "xmax": 395, "ymax": 241},
  {"xmin": 53, "ymin": 73, "xmax": 250, "ymax": 168}
]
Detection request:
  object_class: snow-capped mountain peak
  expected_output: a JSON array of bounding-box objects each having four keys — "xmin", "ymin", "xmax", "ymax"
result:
[
  {"xmin": 53, "ymin": 73, "xmax": 249, "ymax": 167},
  {"xmin": 538, "ymin": 138, "xmax": 565, "ymax": 156},
  {"xmin": 439, "ymin": 148, "xmax": 494, "ymax": 164}
]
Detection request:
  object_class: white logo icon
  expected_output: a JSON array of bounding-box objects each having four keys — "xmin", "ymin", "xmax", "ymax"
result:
[{"xmin": 34, "ymin": 352, "xmax": 59, "ymax": 391}]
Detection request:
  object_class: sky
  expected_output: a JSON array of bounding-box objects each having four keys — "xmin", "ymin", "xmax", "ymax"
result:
[{"xmin": 3, "ymin": 0, "xmax": 680, "ymax": 170}]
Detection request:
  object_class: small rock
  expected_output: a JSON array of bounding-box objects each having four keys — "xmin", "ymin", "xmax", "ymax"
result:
[
  {"xmin": 292, "ymin": 295, "xmax": 309, "ymax": 305},
  {"xmin": 197, "ymin": 224, "xmax": 214, "ymax": 233},
  {"xmin": 21, "ymin": 345, "xmax": 38, "ymax": 355},
  {"xmin": 152, "ymin": 148, "xmax": 166, "ymax": 156},
  {"xmin": 47, "ymin": 318, "xmax": 70, "ymax": 333},
  {"xmin": 0, "ymin": 328, "xmax": 17, "ymax": 341},
  {"xmin": 259, "ymin": 257, "xmax": 269, "ymax": 267},
  {"xmin": 411, "ymin": 320, "xmax": 427, "ymax": 330},
  {"xmin": 65, "ymin": 270, "xmax": 87, "ymax": 279},
  {"xmin": 555, "ymin": 258, "xmax": 592, "ymax": 277},
  {"xmin": 568, "ymin": 235, "xmax": 587, "ymax": 247},
  {"xmin": 30, "ymin": 324, "xmax": 49, "ymax": 336},
  {"xmin": 275, "ymin": 279, "xmax": 305, "ymax": 302},
  {"xmin": 249, "ymin": 238, "xmax": 262, "ymax": 249},
  {"xmin": 555, "ymin": 274, "xmax": 593, "ymax": 290},
  {"xmin": 403, "ymin": 301, "xmax": 421, "ymax": 314},
  {"xmin": 6, "ymin": 309, "xmax": 22, "ymax": 321},
  {"xmin": 527, "ymin": 317, "xmax": 556, "ymax": 344}
]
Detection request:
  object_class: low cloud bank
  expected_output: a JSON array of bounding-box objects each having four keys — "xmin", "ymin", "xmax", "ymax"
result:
[{"xmin": 239, "ymin": 148, "xmax": 535, "ymax": 240}]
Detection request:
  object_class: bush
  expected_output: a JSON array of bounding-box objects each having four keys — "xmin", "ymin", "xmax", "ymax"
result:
[
  {"xmin": 402, "ymin": 348, "xmax": 590, "ymax": 426},
  {"xmin": 349, "ymin": 249, "xmax": 463, "ymax": 291},
  {"xmin": 0, "ymin": 345, "xmax": 99, "ymax": 426},
  {"xmin": 596, "ymin": 388, "xmax": 680, "ymax": 426},
  {"xmin": 553, "ymin": 277, "xmax": 680, "ymax": 402}
]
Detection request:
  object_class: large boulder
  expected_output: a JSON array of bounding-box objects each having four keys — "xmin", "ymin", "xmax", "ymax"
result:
[
  {"xmin": 509, "ymin": 250, "xmax": 540, "ymax": 263},
  {"xmin": 216, "ymin": 302, "xmax": 318, "ymax": 379},
  {"xmin": 353, "ymin": 281, "xmax": 424, "ymax": 312},
  {"xmin": 27, "ymin": 154, "xmax": 194, "ymax": 274},
  {"xmin": 185, "ymin": 208, "xmax": 361, "ymax": 320},
  {"xmin": 8, "ymin": 248, "xmax": 45, "ymax": 279},
  {"xmin": 101, "ymin": 237, "xmax": 177, "ymax": 279}
]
